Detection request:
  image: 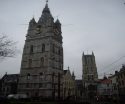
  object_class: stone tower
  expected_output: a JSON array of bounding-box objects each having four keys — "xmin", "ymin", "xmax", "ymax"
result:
[
  {"xmin": 82, "ymin": 52, "xmax": 98, "ymax": 99},
  {"xmin": 18, "ymin": 1, "xmax": 63, "ymax": 98},
  {"xmin": 82, "ymin": 52, "xmax": 98, "ymax": 82}
]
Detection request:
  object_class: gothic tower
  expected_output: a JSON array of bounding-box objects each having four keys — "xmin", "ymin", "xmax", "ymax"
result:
[
  {"xmin": 18, "ymin": 1, "xmax": 63, "ymax": 98},
  {"xmin": 82, "ymin": 52, "xmax": 98, "ymax": 83},
  {"xmin": 82, "ymin": 52, "xmax": 98, "ymax": 99}
]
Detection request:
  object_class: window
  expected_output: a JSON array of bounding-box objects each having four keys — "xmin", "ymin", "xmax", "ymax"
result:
[
  {"xmin": 107, "ymin": 84, "xmax": 109, "ymax": 87},
  {"xmin": 40, "ymin": 57, "xmax": 44, "ymax": 67},
  {"xmin": 58, "ymin": 48, "xmax": 61, "ymax": 55},
  {"xmin": 39, "ymin": 72, "xmax": 45, "ymax": 80},
  {"xmin": 91, "ymin": 75, "xmax": 94, "ymax": 80},
  {"xmin": 42, "ymin": 44, "xmax": 45, "ymax": 52},
  {"xmin": 52, "ymin": 44, "xmax": 55, "ymax": 53},
  {"xmin": 29, "ymin": 59, "xmax": 32, "ymax": 68},
  {"xmin": 39, "ymin": 73, "xmax": 43, "ymax": 79},
  {"xmin": 30, "ymin": 45, "xmax": 33, "ymax": 53},
  {"xmin": 26, "ymin": 83, "xmax": 30, "ymax": 88},
  {"xmin": 27, "ymin": 73, "xmax": 30, "ymax": 80},
  {"xmin": 122, "ymin": 80, "xmax": 124, "ymax": 86},
  {"xmin": 39, "ymin": 83, "xmax": 43, "ymax": 88}
]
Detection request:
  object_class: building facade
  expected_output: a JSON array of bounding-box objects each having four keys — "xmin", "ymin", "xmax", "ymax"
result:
[
  {"xmin": 82, "ymin": 52, "xmax": 98, "ymax": 99},
  {"xmin": 115, "ymin": 65, "xmax": 125, "ymax": 102},
  {"xmin": 75, "ymin": 80, "xmax": 84, "ymax": 100},
  {"xmin": 62, "ymin": 68, "xmax": 75, "ymax": 99},
  {"xmin": 97, "ymin": 77, "xmax": 112, "ymax": 101},
  {"xmin": 18, "ymin": 2, "xmax": 63, "ymax": 99},
  {"xmin": 1, "ymin": 74, "xmax": 19, "ymax": 96},
  {"xmin": 109, "ymin": 74, "xmax": 119, "ymax": 101},
  {"xmin": 0, "ymin": 78, "xmax": 2, "ymax": 95}
]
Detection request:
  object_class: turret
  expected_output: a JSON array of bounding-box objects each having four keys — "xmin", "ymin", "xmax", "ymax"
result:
[
  {"xmin": 72, "ymin": 71, "xmax": 75, "ymax": 80},
  {"xmin": 54, "ymin": 19, "xmax": 61, "ymax": 33},
  {"xmin": 38, "ymin": 2, "xmax": 54, "ymax": 26},
  {"xmin": 28, "ymin": 17, "xmax": 36, "ymax": 31}
]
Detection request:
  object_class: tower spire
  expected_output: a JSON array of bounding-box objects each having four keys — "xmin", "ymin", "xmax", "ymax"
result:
[{"xmin": 46, "ymin": 0, "xmax": 48, "ymax": 5}]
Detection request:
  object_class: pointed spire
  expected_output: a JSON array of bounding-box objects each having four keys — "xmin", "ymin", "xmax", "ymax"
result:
[
  {"xmin": 55, "ymin": 19, "xmax": 61, "ymax": 25},
  {"xmin": 82, "ymin": 51, "xmax": 84, "ymax": 56},
  {"xmin": 72, "ymin": 71, "xmax": 75, "ymax": 80},
  {"xmin": 68, "ymin": 66, "xmax": 69, "ymax": 70},
  {"xmin": 46, "ymin": 0, "xmax": 48, "ymax": 5},
  {"xmin": 72, "ymin": 71, "xmax": 74, "ymax": 76},
  {"xmin": 30, "ymin": 17, "xmax": 36, "ymax": 24},
  {"xmin": 42, "ymin": 0, "xmax": 50, "ymax": 13},
  {"xmin": 92, "ymin": 51, "xmax": 94, "ymax": 56},
  {"xmin": 38, "ymin": 0, "xmax": 54, "ymax": 24}
]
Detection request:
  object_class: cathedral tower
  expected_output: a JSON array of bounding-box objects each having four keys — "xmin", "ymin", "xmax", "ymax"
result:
[
  {"xmin": 82, "ymin": 52, "xmax": 98, "ymax": 83},
  {"xmin": 82, "ymin": 52, "xmax": 98, "ymax": 99},
  {"xmin": 18, "ymin": 1, "xmax": 63, "ymax": 98}
]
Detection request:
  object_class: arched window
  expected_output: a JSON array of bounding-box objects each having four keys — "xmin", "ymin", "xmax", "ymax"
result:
[
  {"xmin": 30, "ymin": 45, "xmax": 33, "ymax": 53},
  {"xmin": 42, "ymin": 44, "xmax": 45, "ymax": 52},
  {"xmin": 40, "ymin": 57, "xmax": 44, "ymax": 67},
  {"xmin": 27, "ymin": 73, "xmax": 30, "ymax": 80}
]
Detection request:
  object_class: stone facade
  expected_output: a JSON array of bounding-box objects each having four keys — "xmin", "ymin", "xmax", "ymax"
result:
[
  {"xmin": 109, "ymin": 74, "xmax": 119, "ymax": 101},
  {"xmin": 115, "ymin": 65, "xmax": 125, "ymax": 102},
  {"xmin": 97, "ymin": 77, "xmax": 112, "ymax": 100},
  {"xmin": 0, "ymin": 78, "xmax": 2, "ymax": 95},
  {"xmin": 63, "ymin": 68, "xmax": 75, "ymax": 99},
  {"xmin": 82, "ymin": 52, "xmax": 98, "ymax": 99},
  {"xmin": 82, "ymin": 52, "xmax": 98, "ymax": 82},
  {"xmin": 75, "ymin": 80, "xmax": 84, "ymax": 99},
  {"xmin": 1, "ymin": 73, "xmax": 19, "ymax": 96},
  {"xmin": 18, "ymin": 2, "xmax": 63, "ymax": 99}
]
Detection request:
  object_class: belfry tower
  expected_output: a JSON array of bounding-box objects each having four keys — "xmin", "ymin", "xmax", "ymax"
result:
[{"xmin": 18, "ymin": 1, "xmax": 63, "ymax": 98}]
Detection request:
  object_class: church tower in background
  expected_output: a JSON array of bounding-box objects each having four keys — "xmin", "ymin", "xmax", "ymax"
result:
[
  {"xmin": 82, "ymin": 52, "xmax": 98, "ymax": 99},
  {"xmin": 82, "ymin": 52, "xmax": 98, "ymax": 82},
  {"xmin": 18, "ymin": 1, "xmax": 63, "ymax": 98}
]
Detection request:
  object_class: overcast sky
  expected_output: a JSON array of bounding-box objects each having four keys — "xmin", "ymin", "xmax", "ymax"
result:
[{"xmin": 0, "ymin": 0, "xmax": 125, "ymax": 79}]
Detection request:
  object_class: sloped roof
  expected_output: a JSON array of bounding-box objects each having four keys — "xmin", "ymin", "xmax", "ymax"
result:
[
  {"xmin": 2, "ymin": 74, "xmax": 19, "ymax": 82},
  {"xmin": 99, "ymin": 78, "xmax": 112, "ymax": 84},
  {"xmin": 64, "ymin": 70, "xmax": 68, "ymax": 74}
]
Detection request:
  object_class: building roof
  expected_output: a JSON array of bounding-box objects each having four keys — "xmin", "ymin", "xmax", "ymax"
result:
[
  {"xmin": 63, "ymin": 70, "xmax": 68, "ymax": 74},
  {"xmin": 2, "ymin": 74, "xmax": 19, "ymax": 83},
  {"xmin": 98, "ymin": 78, "xmax": 112, "ymax": 84}
]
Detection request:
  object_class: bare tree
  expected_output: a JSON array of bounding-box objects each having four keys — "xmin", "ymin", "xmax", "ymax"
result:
[{"xmin": 0, "ymin": 34, "xmax": 17, "ymax": 59}]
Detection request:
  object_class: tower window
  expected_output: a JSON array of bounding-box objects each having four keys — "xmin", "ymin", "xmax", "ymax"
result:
[
  {"xmin": 29, "ymin": 59, "xmax": 32, "ymax": 68},
  {"xmin": 30, "ymin": 45, "xmax": 33, "ymax": 53},
  {"xmin": 58, "ymin": 48, "xmax": 61, "ymax": 55},
  {"xmin": 39, "ymin": 72, "xmax": 43, "ymax": 79},
  {"xmin": 39, "ymin": 72, "xmax": 44, "ymax": 79},
  {"xmin": 52, "ymin": 44, "xmax": 55, "ymax": 53},
  {"xmin": 42, "ymin": 44, "xmax": 45, "ymax": 52},
  {"xmin": 39, "ymin": 83, "xmax": 43, "ymax": 88},
  {"xmin": 40, "ymin": 57, "xmax": 44, "ymax": 67},
  {"xmin": 27, "ymin": 73, "xmax": 30, "ymax": 80}
]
